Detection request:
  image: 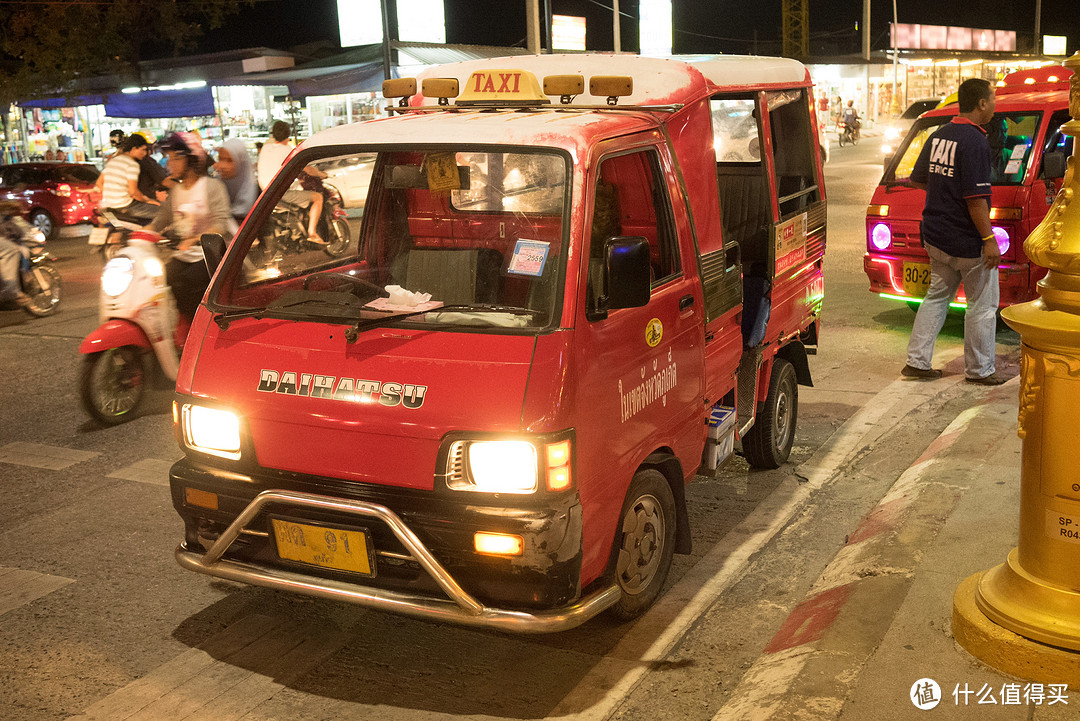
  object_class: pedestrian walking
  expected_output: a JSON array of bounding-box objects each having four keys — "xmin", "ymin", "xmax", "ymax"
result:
[{"xmin": 901, "ymin": 77, "xmax": 1005, "ymax": 386}]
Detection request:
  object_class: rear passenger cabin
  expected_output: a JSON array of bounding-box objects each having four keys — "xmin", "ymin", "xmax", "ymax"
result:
[{"xmin": 708, "ymin": 88, "xmax": 826, "ymax": 348}]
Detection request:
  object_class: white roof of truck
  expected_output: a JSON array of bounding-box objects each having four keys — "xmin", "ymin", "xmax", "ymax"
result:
[{"xmin": 413, "ymin": 53, "xmax": 810, "ymax": 107}]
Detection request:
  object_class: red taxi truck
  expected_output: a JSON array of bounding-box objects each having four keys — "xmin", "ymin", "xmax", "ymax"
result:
[
  {"xmin": 167, "ymin": 54, "xmax": 826, "ymax": 632},
  {"xmin": 864, "ymin": 65, "xmax": 1073, "ymax": 309}
]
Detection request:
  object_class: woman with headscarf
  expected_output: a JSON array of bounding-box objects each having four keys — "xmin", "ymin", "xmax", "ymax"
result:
[
  {"xmin": 214, "ymin": 138, "xmax": 258, "ymax": 225},
  {"xmin": 147, "ymin": 132, "xmax": 236, "ymax": 320}
]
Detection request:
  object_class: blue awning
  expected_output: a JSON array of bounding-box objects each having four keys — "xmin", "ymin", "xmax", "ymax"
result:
[
  {"xmin": 19, "ymin": 95, "xmax": 105, "ymax": 108},
  {"xmin": 103, "ymin": 87, "xmax": 216, "ymax": 118}
]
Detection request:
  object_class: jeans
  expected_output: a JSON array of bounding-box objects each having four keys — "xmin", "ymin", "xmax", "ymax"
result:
[{"xmin": 906, "ymin": 243, "xmax": 1000, "ymax": 379}]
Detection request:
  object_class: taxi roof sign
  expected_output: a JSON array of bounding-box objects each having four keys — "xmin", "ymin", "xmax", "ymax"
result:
[{"xmin": 457, "ymin": 69, "xmax": 550, "ymax": 106}]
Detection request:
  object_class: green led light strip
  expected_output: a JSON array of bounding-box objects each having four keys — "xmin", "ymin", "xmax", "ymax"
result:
[{"xmin": 879, "ymin": 293, "xmax": 967, "ymax": 310}]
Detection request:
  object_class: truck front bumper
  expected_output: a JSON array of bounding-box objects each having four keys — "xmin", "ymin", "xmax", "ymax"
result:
[
  {"xmin": 170, "ymin": 458, "xmax": 618, "ymax": 633},
  {"xmin": 864, "ymin": 253, "xmax": 1038, "ymax": 308}
]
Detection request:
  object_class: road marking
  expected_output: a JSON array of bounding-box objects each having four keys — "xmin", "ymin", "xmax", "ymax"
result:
[
  {"xmin": 69, "ymin": 615, "xmax": 346, "ymax": 721},
  {"xmin": 108, "ymin": 458, "xmax": 179, "ymax": 487},
  {"xmin": 0, "ymin": 441, "xmax": 99, "ymax": 470},
  {"xmin": 550, "ymin": 374, "xmax": 962, "ymax": 720},
  {"xmin": 0, "ymin": 565, "xmax": 74, "ymax": 617}
]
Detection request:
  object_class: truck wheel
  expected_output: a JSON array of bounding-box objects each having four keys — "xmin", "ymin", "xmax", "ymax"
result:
[
  {"xmin": 608, "ymin": 469, "xmax": 676, "ymax": 621},
  {"xmin": 80, "ymin": 347, "xmax": 145, "ymax": 425},
  {"xmin": 742, "ymin": 358, "xmax": 798, "ymax": 469}
]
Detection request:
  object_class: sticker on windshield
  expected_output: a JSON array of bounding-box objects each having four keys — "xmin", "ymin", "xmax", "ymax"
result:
[{"xmin": 508, "ymin": 239, "xmax": 550, "ymax": 277}]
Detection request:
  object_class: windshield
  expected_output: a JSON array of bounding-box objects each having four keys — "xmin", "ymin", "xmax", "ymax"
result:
[
  {"xmin": 887, "ymin": 112, "xmax": 1042, "ymax": 186},
  {"xmin": 211, "ymin": 147, "xmax": 569, "ymax": 331}
]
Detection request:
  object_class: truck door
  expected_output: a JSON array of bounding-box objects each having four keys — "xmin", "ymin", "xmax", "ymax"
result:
[{"xmin": 575, "ymin": 138, "xmax": 706, "ymax": 578}]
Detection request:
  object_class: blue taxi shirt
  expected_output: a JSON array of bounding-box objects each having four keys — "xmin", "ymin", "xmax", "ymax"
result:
[{"xmin": 910, "ymin": 117, "xmax": 991, "ymax": 258}]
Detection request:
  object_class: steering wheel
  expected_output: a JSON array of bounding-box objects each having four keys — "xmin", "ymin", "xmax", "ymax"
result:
[{"xmin": 303, "ymin": 272, "xmax": 389, "ymax": 298}]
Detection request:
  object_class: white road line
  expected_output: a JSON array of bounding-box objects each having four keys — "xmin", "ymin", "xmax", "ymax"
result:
[
  {"xmin": 0, "ymin": 565, "xmax": 74, "ymax": 617},
  {"xmin": 108, "ymin": 458, "xmax": 179, "ymax": 487},
  {"xmin": 550, "ymin": 373, "xmax": 961, "ymax": 720},
  {"xmin": 0, "ymin": 441, "xmax": 99, "ymax": 471}
]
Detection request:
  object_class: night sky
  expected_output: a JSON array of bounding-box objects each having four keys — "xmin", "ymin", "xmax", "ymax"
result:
[{"xmin": 194, "ymin": 0, "xmax": 1080, "ymax": 58}]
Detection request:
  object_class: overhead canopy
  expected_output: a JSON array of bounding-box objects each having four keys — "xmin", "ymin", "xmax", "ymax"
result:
[{"xmin": 18, "ymin": 86, "xmax": 216, "ymax": 118}]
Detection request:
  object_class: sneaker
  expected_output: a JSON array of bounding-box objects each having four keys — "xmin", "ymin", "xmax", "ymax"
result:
[
  {"xmin": 966, "ymin": 373, "xmax": 1007, "ymax": 386},
  {"xmin": 901, "ymin": 364, "xmax": 942, "ymax": 379}
]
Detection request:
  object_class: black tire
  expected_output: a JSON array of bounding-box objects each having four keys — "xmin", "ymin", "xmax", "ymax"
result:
[
  {"xmin": 21, "ymin": 263, "xmax": 62, "ymax": 317},
  {"xmin": 29, "ymin": 209, "xmax": 55, "ymax": 240},
  {"xmin": 608, "ymin": 469, "xmax": 677, "ymax": 621},
  {"xmin": 837, "ymin": 132, "xmax": 846, "ymax": 147},
  {"xmin": 742, "ymin": 358, "xmax": 798, "ymax": 469},
  {"xmin": 323, "ymin": 218, "xmax": 351, "ymax": 257},
  {"xmin": 80, "ymin": 347, "xmax": 146, "ymax": 425}
]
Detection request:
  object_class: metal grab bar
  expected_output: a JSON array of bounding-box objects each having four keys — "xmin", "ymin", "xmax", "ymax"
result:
[{"xmin": 177, "ymin": 488, "xmax": 621, "ymax": 633}]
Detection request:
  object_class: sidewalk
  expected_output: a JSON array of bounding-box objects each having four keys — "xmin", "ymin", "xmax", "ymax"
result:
[{"xmin": 713, "ymin": 379, "xmax": 1080, "ymax": 719}]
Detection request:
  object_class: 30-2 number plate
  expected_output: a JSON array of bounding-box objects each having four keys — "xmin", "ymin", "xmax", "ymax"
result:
[
  {"xmin": 902, "ymin": 262, "xmax": 931, "ymax": 297},
  {"xmin": 271, "ymin": 518, "xmax": 375, "ymax": 576}
]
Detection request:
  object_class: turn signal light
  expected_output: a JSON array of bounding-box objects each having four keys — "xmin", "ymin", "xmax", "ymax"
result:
[
  {"xmin": 867, "ymin": 204, "xmax": 890, "ymax": 217},
  {"xmin": 546, "ymin": 440, "xmax": 572, "ymax": 491},
  {"xmin": 185, "ymin": 487, "xmax": 219, "ymax": 510},
  {"xmin": 990, "ymin": 207, "xmax": 1023, "ymax": 221},
  {"xmin": 474, "ymin": 532, "xmax": 523, "ymax": 556}
]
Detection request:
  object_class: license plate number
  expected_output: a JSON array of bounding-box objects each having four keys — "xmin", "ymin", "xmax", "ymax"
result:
[
  {"xmin": 87, "ymin": 227, "xmax": 109, "ymax": 246},
  {"xmin": 902, "ymin": 262, "xmax": 931, "ymax": 297},
  {"xmin": 271, "ymin": 518, "xmax": 375, "ymax": 576}
]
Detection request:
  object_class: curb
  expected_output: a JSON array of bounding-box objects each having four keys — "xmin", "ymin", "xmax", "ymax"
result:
[{"xmin": 952, "ymin": 572, "xmax": 1080, "ymax": 689}]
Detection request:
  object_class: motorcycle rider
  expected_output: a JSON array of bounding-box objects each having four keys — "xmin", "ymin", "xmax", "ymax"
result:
[
  {"xmin": 0, "ymin": 201, "xmax": 32, "ymax": 308},
  {"xmin": 842, "ymin": 100, "xmax": 861, "ymax": 142},
  {"xmin": 95, "ymin": 133, "xmax": 162, "ymax": 222},
  {"xmin": 257, "ymin": 120, "xmax": 324, "ymax": 244},
  {"xmin": 146, "ymin": 132, "xmax": 236, "ymax": 323}
]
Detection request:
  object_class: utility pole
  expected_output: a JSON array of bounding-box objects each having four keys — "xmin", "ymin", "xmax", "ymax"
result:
[
  {"xmin": 526, "ymin": 0, "xmax": 541, "ymax": 54},
  {"xmin": 613, "ymin": 0, "xmax": 621, "ymax": 53},
  {"xmin": 380, "ymin": 0, "xmax": 392, "ymax": 81},
  {"xmin": 1035, "ymin": 0, "xmax": 1042, "ymax": 54}
]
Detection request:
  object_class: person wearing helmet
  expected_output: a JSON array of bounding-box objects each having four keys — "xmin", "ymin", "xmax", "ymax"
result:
[
  {"xmin": 147, "ymin": 132, "xmax": 236, "ymax": 319},
  {"xmin": 132, "ymin": 130, "xmax": 171, "ymax": 202},
  {"xmin": 0, "ymin": 201, "xmax": 31, "ymax": 308},
  {"xmin": 105, "ymin": 129, "xmax": 125, "ymax": 161}
]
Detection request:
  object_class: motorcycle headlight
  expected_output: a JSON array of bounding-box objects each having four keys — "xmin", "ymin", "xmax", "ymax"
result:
[
  {"xmin": 102, "ymin": 257, "xmax": 135, "ymax": 297},
  {"xmin": 181, "ymin": 404, "xmax": 242, "ymax": 460},
  {"xmin": 448, "ymin": 440, "xmax": 538, "ymax": 493}
]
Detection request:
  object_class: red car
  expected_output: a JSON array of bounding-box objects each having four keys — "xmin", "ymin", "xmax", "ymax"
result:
[{"xmin": 0, "ymin": 162, "xmax": 101, "ymax": 239}]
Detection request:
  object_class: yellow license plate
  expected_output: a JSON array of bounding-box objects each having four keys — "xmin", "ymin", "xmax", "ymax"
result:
[
  {"xmin": 271, "ymin": 518, "xmax": 374, "ymax": 575},
  {"xmin": 902, "ymin": 261, "xmax": 931, "ymax": 297}
]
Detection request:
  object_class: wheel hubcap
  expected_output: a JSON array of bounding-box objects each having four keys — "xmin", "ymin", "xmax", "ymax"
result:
[
  {"xmin": 774, "ymin": 387, "xmax": 791, "ymax": 451},
  {"xmin": 93, "ymin": 350, "xmax": 142, "ymax": 416},
  {"xmin": 616, "ymin": 494, "xmax": 665, "ymax": 595}
]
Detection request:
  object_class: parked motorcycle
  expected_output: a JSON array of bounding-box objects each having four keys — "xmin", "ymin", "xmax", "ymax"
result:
[
  {"xmin": 78, "ymin": 229, "xmax": 185, "ymax": 425},
  {"xmin": 13, "ymin": 219, "xmax": 62, "ymax": 317},
  {"xmin": 254, "ymin": 182, "xmax": 350, "ymax": 267}
]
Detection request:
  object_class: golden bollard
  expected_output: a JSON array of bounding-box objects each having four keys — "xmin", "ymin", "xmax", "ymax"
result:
[{"xmin": 952, "ymin": 52, "xmax": 1080, "ymax": 683}]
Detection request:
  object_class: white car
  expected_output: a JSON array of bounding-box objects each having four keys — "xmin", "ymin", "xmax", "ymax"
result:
[
  {"xmin": 321, "ymin": 153, "xmax": 376, "ymax": 211},
  {"xmin": 882, "ymin": 98, "xmax": 940, "ymax": 158}
]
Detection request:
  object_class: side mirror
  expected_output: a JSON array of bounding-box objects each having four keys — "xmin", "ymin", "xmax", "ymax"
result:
[
  {"xmin": 1044, "ymin": 151, "xmax": 1067, "ymax": 181},
  {"xmin": 201, "ymin": 233, "xmax": 227, "ymax": 275},
  {"xmin": 601, "ymin": 237, "xmax": 651, "ymax": 311}
]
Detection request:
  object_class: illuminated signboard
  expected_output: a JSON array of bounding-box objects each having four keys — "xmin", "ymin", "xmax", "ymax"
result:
[
  {"xmin": 892, "ymin": 23, "xmax": 1015, "ymax": 52},
  {"xmin": 398, "ymin": 0, "xmax": 446, "ymax": 44},
  {"xmin": 338, "ymin": 0, "xmax": 383, "ymax": 47},
  {"xmin": 1044, "ymin": 35, "xmax": 1068, "ymax": 56},
  {"xmin": 552, "ymin": 15, "xmax": 586, "ymax": 51},
  {"xmin": 640, "ymin": 0, "xmax": 673, "ymax": 57},
  {"xmin": 337, "ymin": 0, "xmax": 447, "ymax": 46}
]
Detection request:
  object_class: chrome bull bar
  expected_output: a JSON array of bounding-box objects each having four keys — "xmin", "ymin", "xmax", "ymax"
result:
[{"xmin": 174, "ymin": 489, "xmax": 621, "ymax": 633}]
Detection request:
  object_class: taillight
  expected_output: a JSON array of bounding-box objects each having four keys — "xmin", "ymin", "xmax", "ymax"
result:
[
  {"xmin": 870, "ymin": 222, "xmax": 891, "ymax": 251},
  {"xmin": 50, "ymin": 183, "xmax": 72, "ymax": 197}
]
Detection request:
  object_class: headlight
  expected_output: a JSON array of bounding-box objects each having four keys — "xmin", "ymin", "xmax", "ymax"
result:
[
  {"xmin": 102, "ymin": 257, "xmax": 135, "ymax": 296},
  {"xmin": 992, "ymin": 226, "xmax": 1011, "ymax": 256},
  {"xmin": 885, "ymin": 127, "xmax": 901, "ymax": 141},
  {"xmin": 448, "ymin": 440, "xmax": 537, "ymax": 493},
  {"xmin": 870, "ymin": 222, "xmax": 892, "ymax": 251},
  {"xmin": 182, "ymin": 405, "xmax": 242, "ymax": 460}
]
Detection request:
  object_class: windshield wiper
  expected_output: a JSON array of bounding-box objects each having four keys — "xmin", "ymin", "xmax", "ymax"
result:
[
  {"xmin": 343, "ymin": 304, "xmax": 535, "ymax": 343},
  {"xmin": 213, "ymin": 292, "xmax": 387, "ymax": 331}
]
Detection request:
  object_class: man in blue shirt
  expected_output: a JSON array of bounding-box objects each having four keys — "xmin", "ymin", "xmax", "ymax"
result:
[{"xmin": 902, "ymin": 77, "xmax": 1005, "ymax": 385}]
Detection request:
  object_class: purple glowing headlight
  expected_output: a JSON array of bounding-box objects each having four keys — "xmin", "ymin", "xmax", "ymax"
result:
[
  {"xmin": 992, "ymin": 226, "xmax": 1010, "ymax": 256},
  {"xmin": 870, "ymin": 222, "xmax": 891, "ymax": 251}
]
